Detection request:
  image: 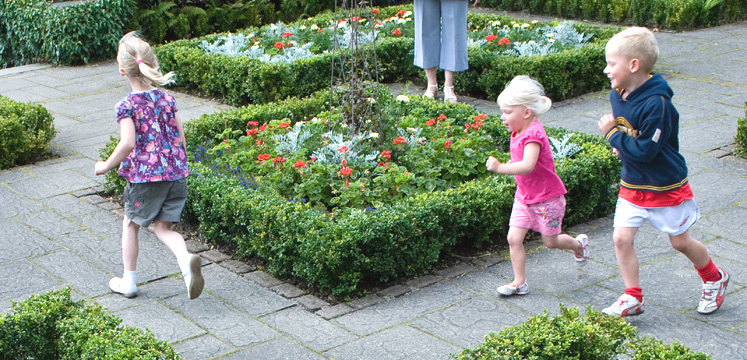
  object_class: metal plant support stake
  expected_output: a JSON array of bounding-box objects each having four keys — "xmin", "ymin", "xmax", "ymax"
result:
[{"xmin": 329, "ymin": 0, "xmax": 381, "ymax": 135}]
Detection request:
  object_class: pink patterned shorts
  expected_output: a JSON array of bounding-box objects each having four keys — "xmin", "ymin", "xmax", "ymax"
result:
[{"xmin": 509, "ymin": 195, "xmax": 566, "ymax": 236}]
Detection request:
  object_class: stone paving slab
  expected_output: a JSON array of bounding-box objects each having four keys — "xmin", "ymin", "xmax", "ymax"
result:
[
  {"xmin": 323, "ymin": 325, "xmax": 461, "ymax": 360},
  {"xmin": 32, "ymin": 249, "xmax": 113, "ymax": 297},
  {"xmin": 114, "ymin": 300, "xmax": 206, "ymax": 343},
  {"xmin": 0, "ymin": 220, "xmax": 61, "ymax": 263},
  {"xmin": 171, "ymin": 334, "xmax": 235, "ymax": 360},
  {"xmin": 199, "ymin": 265, "xmax": 295, "ymax": 317},
  {"xmin": 261, "ymin": 306, "xmax": 358, "ymax": 351},
  {"xmin": 220, "ymin": 336, "xmax": 326, "ymax": 360}
]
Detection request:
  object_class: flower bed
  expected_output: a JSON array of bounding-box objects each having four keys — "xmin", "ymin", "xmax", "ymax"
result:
[
  {"xmin": 0, "ymin": 288, "xmax": 179, "ymax": 359},
  {"xmin": 155, "ymin": 5, "xmax": 620, "ymax": 106},
  {"xmin": 103, "ymin": 88, "xmax": 620, "ymax": 296},
  {"xmin": 0, "ymin": 95, "xmax": 57, "ymax": 169},
  {"xmin": 479, "ymin": 0, "xmax": 747, "ymax": 30}
]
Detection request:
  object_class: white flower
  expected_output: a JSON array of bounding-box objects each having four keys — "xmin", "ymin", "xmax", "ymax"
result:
[
  {"xmin": 548, "ymin": 38, "xmax": 555, "ymax": 43},
  {"xmin": 397, "ymin": 18, "xmax": 407, "ymax": 24},
  {"xmin": 521, "ymin": 23, "xmax": 530, "ymax": 28},
  {"xmin": 403, "ymin": 11, "xmax": 412, "ymax": 17},
  {"xmin": 251, "ymin": 44, "xmax": 259, "ymax": 49},
  {"xmin": 531, "ymin": 20, "xmax": 539, "ymax": 24},
  {"xmin": 311, "ymin": 117, "xmax": 320, "ymax": 123},
  {"xmin": 528, "ymin": 40, "xmax": 536, "ymax": 44},
  {"xmin": 271, "ymin": 23, "xmax": 278, "ymax": 30},
  {"xmin": 299, "ymin": 25, "xmax": 307, "ymax": 30},
  {"xmin": 247, "ymin": 33, "xmax": 255, "ymax": 37},
  {"xmin": 370, "ymin": 132, "xmax": 379, "ymax": 138},
  {"xmin": 310, "ymin": 24, "xmax": 319, "ymax": 30},
  {"xmin": 407, "ymin": 127, "xmax": 415, "ymax": 132},
  {"xmin": 339, "ymin": 20, "xmax": 348, "ymax": 28},
  {"xmin": 367, "ymin": 97, "xmax": 377, "ymax": 103},
  {"xmin": 396, "ymin": 94, "xmax": 410, "ymax": 102},
  {"xmin": 342, "ymin": 124, "xmax": 347, "ymax": 128},
  {"xmin": 491, "ymin": 20, "xmax": 501, "ymax": 27},
  {"xmin": 513, "ymin": 23, "xmax": 520, "ymax": 28}
]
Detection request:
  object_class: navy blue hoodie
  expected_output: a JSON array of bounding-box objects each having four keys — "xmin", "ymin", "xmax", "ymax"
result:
[{"xmin": 604, "ymin": 73, "xmax": 688, "ymax": 192}]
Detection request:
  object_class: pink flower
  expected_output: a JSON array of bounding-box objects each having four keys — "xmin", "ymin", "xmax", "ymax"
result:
[{"xmin": 444, "ymin": 140, "xmax": 451, "ymax": 148}]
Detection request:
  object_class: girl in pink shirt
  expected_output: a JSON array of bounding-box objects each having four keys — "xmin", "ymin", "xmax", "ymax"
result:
[{"xmin": 486, "ymin": 76, "xmax": 589, "ymax": 296}]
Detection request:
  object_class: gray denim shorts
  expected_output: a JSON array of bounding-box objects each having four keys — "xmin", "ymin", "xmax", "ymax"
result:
[{"xmin": 123, "ymin": 178, "xmax": 188, "ymax": 227}]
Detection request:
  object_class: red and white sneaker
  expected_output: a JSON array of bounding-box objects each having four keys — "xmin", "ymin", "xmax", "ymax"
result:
[
  {"xmin": 697, "ymin": 268, "xmax": 729, "ymax": 314},
  {"xmin": 496, "ymin": 281, "xmax": 529, "ymax": 296},
  {"xmin": 602, "ymin": 294, "xmax": 644, "ymax": 317}
]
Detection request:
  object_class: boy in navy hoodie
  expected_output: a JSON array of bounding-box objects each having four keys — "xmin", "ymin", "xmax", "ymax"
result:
[{"xmin": 598, "ymin": 27, "xmax": 729, "ymax": 317}]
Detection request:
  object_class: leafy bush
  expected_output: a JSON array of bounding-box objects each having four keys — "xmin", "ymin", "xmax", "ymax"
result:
[
  {"xmin": 734, "ymin": 102, "xmax": 747, "ymax": 158},
  {"xmin": 0, "ymin": 96, "xmax": 56, "ymax": 169},
  {"xmin": 155, "ymin": 6, "xmax": 617, "ymax": 106},
  {"xmin": 0, "ymin": 0, "xmax": 132, "ymax": 68},
  {"xmin": 478, "ymin": 0, "xmax": 747, "ymax": 30},
  {"xmin": 453, "ymin": 306, "xmax": 711, "ymax": 360},
  {"xmin": 0, "ymin": 288, "xmax": 179, "ymax": 360}
]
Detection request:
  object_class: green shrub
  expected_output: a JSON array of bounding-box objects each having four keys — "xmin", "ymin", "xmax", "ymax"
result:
[
  {"xmin": 0, "ymin": 96, "xmax": 56, "ymax": 169},
  {"xmin": 0, "ymin": 0, "xmax": 132, "ymax": 67},
  {"xmin": 734, "ymin": 102, "xmax": 747, "ymax": 158},
  {"xmin": 453, "ymin": 306, "xmax": 711, "ymax": 360},
  {"xmin": 478, "ymin": 0, "xmax": 747, "ymax": 30},
  {"xmin": 0, "ymin": 288, "xmax": 179, "ymax": 360}
]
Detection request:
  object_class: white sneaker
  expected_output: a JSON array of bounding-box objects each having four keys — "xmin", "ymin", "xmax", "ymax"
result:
[
  {"xmin": 183, "ymin": 254, "xmax": 204, "ymax": 300},
  {"xmin": 574, "ymin": 234, "xmax": 590, "ymax": 266},
  {"xmin": 602, "ymin": 294, "xmax": 644, "ymax": 317},
  {"xmin": 109, "ymin": 277, "xmax": 137, "ymax": 298},
  {"xmin": 697, "ymin": 269, "xmax": 729, "ymax": 314},
  {"xmin": 497, "ymin": 281, "xmax": 529, "ymax": 296}
]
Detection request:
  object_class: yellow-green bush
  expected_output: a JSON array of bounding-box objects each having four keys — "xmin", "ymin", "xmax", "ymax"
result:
[{"xmin": 0, "ymin": 96, "xmax": 56, "ymax": 169}]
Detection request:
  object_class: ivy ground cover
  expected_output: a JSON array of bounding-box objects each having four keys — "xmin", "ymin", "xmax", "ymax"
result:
[
  {"xmin": 160, "ymin": 89, "xmax": 621, "ymax": 296},
  {"xmin": 155, "ymin": 5, "xmax": 621, "ymax": 106}
]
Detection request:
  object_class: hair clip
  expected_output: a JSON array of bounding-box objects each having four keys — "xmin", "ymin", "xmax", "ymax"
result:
[
  {"xmin": 137, "ymin": 59, "xmax": 144, "ymax": 65},
  {"xmin": 123, "ymin": 51, "xmax": 128, "ymax": 63}
]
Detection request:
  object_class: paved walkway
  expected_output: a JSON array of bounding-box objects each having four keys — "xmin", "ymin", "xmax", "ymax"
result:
[{"xmin": 1, "ymin": 20, "xmax": 746, "ymax": 360}]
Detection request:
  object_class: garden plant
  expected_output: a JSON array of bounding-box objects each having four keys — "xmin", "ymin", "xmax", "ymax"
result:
[{"xmin": 0, "ymin": 95, "xmax": 56, "ymax": 169}]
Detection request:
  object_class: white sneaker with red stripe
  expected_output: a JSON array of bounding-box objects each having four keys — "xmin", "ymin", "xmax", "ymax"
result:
[
  {"xmin": 602, "ymin": 294, "xmax": 644, "ymax": 317},
  {"xmin": 496, "ymin": 281, "xmax": 529, "ymax": 296},
  {"xmin": 697, "ymin": 268, "xmax": 729, "ymax": 314}
]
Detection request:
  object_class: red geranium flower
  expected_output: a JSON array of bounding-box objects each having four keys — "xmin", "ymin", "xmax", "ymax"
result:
[
  {"xmin": 317, "ymin": 29, "xmax": 325, "ymax": 33},
  {"xmin": 498, "ymin": 38, "xmax": 511, "ymax": 46},
  {"xmin": 338, "ymin": 146, "xmax": 349, "ymax": 153},
  {"xmin": 274, "ymin": 42, "xmax": 284, "ymax": 49},
  {"xmin": 293, "ymin": 160, "xmax": 305, "ymax": 168},
  {"xmin": 392, "ymin": 136, "xmax": 407, "ymax": 145},
  {"xmin": 256, "ymin": 140, "xmax": 263, "ymax": 145},
  {"xmin": 340, "ymin": 167, "xmax": 352, "ymax": 176},
  {"xmin": 437, "ymin": 114, "xmax": 447, "ymax": 120},
  {"xmin": 392, "ymin": 28, "xmax": 401, "ymax": 36},
  {"xmin": 272, "ymin": 156, "xmax": 286, "ymax": 164},
  {"xmin": 396, "ymin": 9, "xmax": 406, "ymax": 15},
  {"xmin": 373, "ymin": 8, "xmax": 380, "ymax": 14},
  {"xmin": 278, "ymin": 122, "xmax": 291, "ymax": 129},
  {"xmin": 381, "ymin": 150, "xmax": 391, "ymax": 159},
  {"xmin": 479, "ymin": 114, "xmax": 489, "ymax": 120},
  {"xmin": 351, "ymin": 16, "xmax": 361, "ymax": 22},
  {"xmin": 247, "ymin": 128, "xmax": 258, "ymax": 136},
  {"xmin": 259, "ymin": 124, "xmax": 266, "ymax": 131},
  {"xmin": 246, "ymin": 121, "xmax": 258, "ymax": 127},
  {"xmin": 444, "ymin": 140, "xmax": 451, "ymax": 148},
  {"xmin": 485, "ymin": 34, "xmax": 498, "ymax": 42},
  {"xmin": 425, "ymin": 119, "xmax": 436, "ymax": 126},
  {"xmin": 258, "ymin": 153, "xmax": 271, "ymax": 161},
  {"xmin": 377, "ymin": 162, "xmax": 388, "ymax": 167},
  {"xmin": 282, "ymin": 32, "xmax": 292, "ymax": 38}
]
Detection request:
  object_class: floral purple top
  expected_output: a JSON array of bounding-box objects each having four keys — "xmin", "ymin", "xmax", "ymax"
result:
[{"xmin": 116, "ymin": 89, "xmax": 189, "ymax": 183}]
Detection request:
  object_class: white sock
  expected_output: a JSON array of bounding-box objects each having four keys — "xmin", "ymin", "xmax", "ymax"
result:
[
  {"xmin": 123, "ymin": 270, "xmax": 137, "ymax": 284},
  {"xmin": 177, "ymin": 253, "xmax": 193, "ymax": 275}
]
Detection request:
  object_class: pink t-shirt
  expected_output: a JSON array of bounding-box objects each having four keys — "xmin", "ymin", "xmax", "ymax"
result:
[{"xmin": 510, "ymin": 120, "xmax": 567, "ymax": 205}]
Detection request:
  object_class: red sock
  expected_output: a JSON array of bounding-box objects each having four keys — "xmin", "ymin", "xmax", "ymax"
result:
[
  {"xmin": 625, "ymin": 287, "xmax": 643, "ymax": 303},
  {"xmin": 695, "ymin": 258, "xmax": 721, "ymax": 283}
]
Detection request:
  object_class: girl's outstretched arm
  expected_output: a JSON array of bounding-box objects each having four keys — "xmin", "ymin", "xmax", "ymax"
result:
[
  {"xmin": 95, "ymin": 117, "xmax": 136, "ymax": 175},
  {"xmin": 486, "ymin": 142, "xmax": 540, "ymax": 175}
]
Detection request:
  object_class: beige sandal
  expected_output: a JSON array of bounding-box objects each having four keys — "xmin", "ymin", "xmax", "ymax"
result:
[
  {"xmin": 443, "ymin": 86, "xmax": 457, "ymax": 103},
  {"xmin": 423, "ymin": 84, "xmax": 438, "ymax": 99}
]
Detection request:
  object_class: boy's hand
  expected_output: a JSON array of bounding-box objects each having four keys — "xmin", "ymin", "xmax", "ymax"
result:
[
  {"xmin": 94, "ymin": 161, "xmax": 110, "ymax": 176},
  {"xmin": 598, "ymin": 113, "xmax": 617, "ymax": 135},
  {"xmin": 486, "ymin": 156, "xmax": 502, "ymax": 173}
]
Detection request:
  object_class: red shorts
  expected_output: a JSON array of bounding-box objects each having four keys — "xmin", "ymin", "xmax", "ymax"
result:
[{"xmin": 509, "ymin": 195, "xmax": 566, "ymax": 236}]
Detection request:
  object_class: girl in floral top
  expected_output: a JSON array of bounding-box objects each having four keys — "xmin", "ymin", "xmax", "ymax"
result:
[
  {"xmin": 95, "ymin": 31, "xmax": 203, "ymax": 300},
  {"xmin": 486, "ymin": 76, "xmax": 589, "ymax": 296}
]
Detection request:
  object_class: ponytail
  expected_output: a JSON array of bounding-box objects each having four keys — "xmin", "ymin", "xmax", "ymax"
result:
[{"xmin": 118, "ymin": 32, "xmax": 174, "ymax": 86}]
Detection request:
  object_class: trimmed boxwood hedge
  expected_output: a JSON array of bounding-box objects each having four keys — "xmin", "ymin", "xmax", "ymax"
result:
[
  {"xmin": 155, "ymin": 7, "xmax": 620, "ymax": 106},
  {"xmin": 0, "ymin": 95, "xmax": 56, "ymax": 169},
  {"xmin": 0, "ymin": 0, "xmax": 131, "ymax": 68},
  {"xmin": 479, "ymin": 0, "xmax": 747, "ymax": 30},
  {"xmin": 453, "ymin": 306, "xmax": 711, "ymax": 360},
  {"xmin": 735, "ymin": 102, "xmax": 747, "ymax": 158},
  {"xmin": 0, "ymin": 288, "xmax": 179, "ymax": 360}
]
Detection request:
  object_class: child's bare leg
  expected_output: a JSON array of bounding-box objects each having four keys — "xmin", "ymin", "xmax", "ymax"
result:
[
  {"xmin": 122, "ymin": 215, "xmax": 140, "ymax": 271},
  {"xmin": 507, "ymin": 227, "xmax": 530, "ymax": 285},
  {"xmin": 613, "ymin": 227, "xmax": 639, "ymax": 288},
  {"xmin": 153, "ymin": 220, "xmax": 189, "ymax": 259},
  {"xmin": 668, "ymin": 230, "xmax": 709, "ymax": 268},
  {"xmin": 542, "ymin": 234, "xmax": 580, "ymax": 250}
]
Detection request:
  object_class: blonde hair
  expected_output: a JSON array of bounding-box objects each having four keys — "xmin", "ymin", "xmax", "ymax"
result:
[
  {"xmin": 497, "ymin": 75, "xmax": 552, "ymax": 116},
  {"xmin": 117, "ymin": 31, "xmax": 174, "ymax": 86},
  {"xmin": 605, "ymin": 27, "xmax": 659, "ymax": 74}
]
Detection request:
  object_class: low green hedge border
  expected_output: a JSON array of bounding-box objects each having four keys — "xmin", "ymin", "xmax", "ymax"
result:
[
  {"xmin": 155, "ymin": 7, "xmax": 619, "ymax": 106},
  {"xmin": 0, "ymin": 0, "xmax": 131, "ymax": 68},
  {"xmin": 0, "ymin": 95, "xmax": 56, "ymax": 169},
  {"xmin": 0, "ymin": 288, "xmax": 179, "ymax": 360},
  {"xmin": 479, "ymin": 0, "xmax": 747, "ymax": 30},
  {"xmin": 102, "ymin": 93, "xmax": 620, "ymax": 296},
  {"xmin": 734, "ymin": 102, "xmax": 747, "ymax": 158},
  {"xmin": 454, "ymin": 306, "xmax": 710, "ymax": 360}
]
